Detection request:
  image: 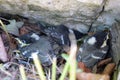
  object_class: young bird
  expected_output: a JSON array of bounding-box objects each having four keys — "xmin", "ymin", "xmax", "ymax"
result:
[
  {"xmin": 38, "ymin": 22, "xmax": 70, "ymax": 46},
  {"xmin": 15, "ymin": 33, "xmax": 56, "ymax": 66},
  {"xmin": 37, "ymin": 22, "xmax": 86, "ymax": 52},
  {"xmin": 15, "ymin": 32, "xmax": 40, "ymax": 48},
  {"xmin": 77, "ymin": 30, "xmax": 110, "ymax": 68},
  {"xmin": 18, "ymin": 36, "xmax": 55, "ymax": 66}
]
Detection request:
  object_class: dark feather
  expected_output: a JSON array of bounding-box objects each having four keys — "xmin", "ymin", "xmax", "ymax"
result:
[{"xmin": 77, "ymin": 30, "xmax": 110, "ymax": 68}]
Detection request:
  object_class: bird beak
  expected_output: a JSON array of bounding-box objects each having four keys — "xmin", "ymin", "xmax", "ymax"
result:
[{"xmin": 15, "ymin": 38, "xmax": 29, "ymax": 47}]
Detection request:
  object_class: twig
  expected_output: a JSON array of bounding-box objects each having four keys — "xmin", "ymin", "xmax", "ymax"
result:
[
  {"xmin": 52, "ymin": 58, "xmax": 57, "ymax": 80},
  {"xmin": 76, "ymin": 72, "xmax": 109, "ymax": 80},
  {"xmin": 97, "ymin": 58, "xmax": 112, "ymax": 67},
  {"xmin": 32, "ymin": 53, "xmax": 46, "ymax": 80},
  {"xmin": 0, "ymin": 17, "xmax": 9, "ymax": 22},
  {"xmin": 87, "ymin": 0, "xmax": 107, "ymax": 32},
  {"xmin": 102, "ymin": 63, "xmax": 116, "ymax": 75},
  {"xmin": 59, "ymin": 29, "xmax": 77, "ymax": 80}
]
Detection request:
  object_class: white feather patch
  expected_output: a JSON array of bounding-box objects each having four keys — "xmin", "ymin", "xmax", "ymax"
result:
[
  {"xmin": 79, "ymin": 48, "xmax": 83, "ymax": 52},
  {"xmin": 101, "ymin": 50, "xmax": 107, "ymax": 54},
  {"xmin": 30, "ymin": 50, "xmax": 39, "ymax": 59},
  {"xmin": 61, "ymin": 35, "xmax": 64, "ymax": 45},
  {"xmin": 68, "ymin": 29, "xmax": 74, "ymax": 33},
  {"xmin": 87, "ymin": 37, "xmax": 96, "ymax": 45},
  {"xmin": 91, "ymin": 54, "xmax": 101, "ymax": 59},
  {"xmin": 31, "ymin": 33, "xmax": 40, "ymax": 40},
  {"xmin": 101, "ymin": 33, "xmax": 109, "ymax": 48},
  {"xmin": 22, "ymin": 51, "xmax": 28, "ymax": 55}
]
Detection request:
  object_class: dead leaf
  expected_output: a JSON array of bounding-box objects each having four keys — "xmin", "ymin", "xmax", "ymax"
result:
[
  {"xmin": 0, "ymin": 35, "xmax": 8, "ymax": 62},
  {"xmin": 19, "ymin": 26, "xmax": 29, "ymax": 35},
  {"xmin": 78, "ymin": 62, "xmax": 91, "ymax": 72},
  {"xmin": 5, "ymin": 20, "xmax": 24, "ymax": 36},
  {"xmin": 97, "ymin": 58, "xmax": 112, "ymax": 67},
  {"xmin": 102, "ymin": 63, "xmax": 116, "ymax": 75},
  {"xmin": 76, "ymin": 72, "xmax": 110, "ymax": 80}
]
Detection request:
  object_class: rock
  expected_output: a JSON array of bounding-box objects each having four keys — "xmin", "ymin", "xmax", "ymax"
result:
[
  {"xmin": 111, "ymin": 22, "xmax": 120, "ymax": 64},
  {"xmin": 77, "ymin": 0, "xmax": 104, "ymax": 5},
  {"xmin": 0, "ymin": 0, "xmax": 105, "ymax": 32},
  {"xmin": 87, "ymin": 0, "xmax": 120, "ymax": 31},
  {"xmin": 92, "ymin": 0, "xmax": 120, "ymax": 28},
  {"xmin": 96, "ymin": 12, "xmax": 115, "ymax": 26},
  {"xmin": 91, "ymin": 12, "xmax": 115, "ymax": 31},
  {"xmin": 64, "ymin": 22, "xmax": 89, "ymax": 33},
  {"xmin": 105, "ymin": 0, "xmax": 120, "ymax": 20}
]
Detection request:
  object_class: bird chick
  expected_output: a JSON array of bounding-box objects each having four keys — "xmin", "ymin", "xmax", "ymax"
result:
[
  {"xmin": 37, "ymin": 22, "xmax": 86, "ymax": 52},
  {"xmin": 77, "ymin": 30, "xmax": 110, "ymax": 68},
  {"xmin": 18, "ymin": 36, "xmax": 55, "ymax": 66},
  {"xmin": 15, "ymin": 32, "xmax": 56, "ymax": 66},
  {"xmin": 15, "ymin": 32, "xmax": 40, "ymax": 48}
]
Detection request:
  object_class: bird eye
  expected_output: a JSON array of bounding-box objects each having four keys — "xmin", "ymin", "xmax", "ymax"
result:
[{"xmin": 22, "ymin": 40, "xmax": 26, "ymax": 43}]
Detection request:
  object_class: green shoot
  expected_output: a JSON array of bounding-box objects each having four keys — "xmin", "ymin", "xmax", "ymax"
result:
[
  {"xmin": 69, "ymin": 59, "xmax": 77, "ymax": 80},
  {"xmin": 68, "ymin": 29, "xmax": 77, "ymax": 80},
  {"xmin": 0, "ymin": 20, "xmax": 11, "ymax": 42},
  {"xmin": 59, "ymin": 60, "xmax": 70, "ymax": 80},
  {"xmin": 61, "ymin": 53, "xmax": 69, "ymax": 61},
  {"xmin": 19, "ymin": 65, "xmax": 27, "ymax": 80},
  {"xmin": 32, "ymin": 53, "xmax": 46, "ymax": 80},
  {"xmin": 52, "ymin": 58, "xmax": 57, "ymax": 80}
]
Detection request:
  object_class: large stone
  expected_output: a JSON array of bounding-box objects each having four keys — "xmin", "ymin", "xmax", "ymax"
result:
[
  {"xmin": 111, "ymin": 22, "xmax": 120, "ymax": 64},
  {"xmin": 77, "ymin": 0, "xmax": 104, "ymax": 5},
  {"xmin": 89, "ymin": 0, "xmax": 120, "ymax": 31},
  {"xmin": 0, "ymin": 0, "xmax": 105, "ymax": 32},
  {"xmin": 105, "ymin": 0, "xmax": 120, "ymax": 20},
  {"xmin": 91, "ymin": 11, "xmax": 116, "ymax": 31}
]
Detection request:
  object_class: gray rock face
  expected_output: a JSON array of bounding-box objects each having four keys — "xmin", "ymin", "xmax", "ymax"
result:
[
  {"xmin": 111, "ymin": 22, "xmax": 120, "ymax": 64},
  {"xmin": 0, "ymin": 0, "xmax": 105, "ymax": 32},
  {"xmin": 0, "ymin": 0, "xmax": 119, "ymax": 31},
  {"xmin": 95, "ymin": 12, "xmax": 116, "ymax": 26},
  {"xmin": 105, "ymin": 0, "xmax": 120, "ymax": 20}
]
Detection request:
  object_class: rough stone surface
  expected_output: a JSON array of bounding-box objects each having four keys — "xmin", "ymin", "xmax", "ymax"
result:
[
  {"xmin": 105, "ymin": 0, "xmax": 120, "ymax": 20},
  {"xmin": 96, "ymin": 12, "xmax": 116, "ymax": 26},
  {"xmin": 77, "ymin": 0, "xmax": 104, "ymax": 5},
  {"xmin": 89, "ymin": 0, "xmax": 120, "ymax": 31},
  {"xmin": 111, "ymin": 22, "xmax": 120, "ymax": 64},
  {"xmin": 91, "ymin": 11, "xmax": 116, "ymax": 31},
  {"xmin": 0, "ymin": 0, "xmax": 105, "ymax": 32}
]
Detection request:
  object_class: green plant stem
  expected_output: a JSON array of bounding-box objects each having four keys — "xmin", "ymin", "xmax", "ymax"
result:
[
  {"xmin": 68, "ymin": 29, "xmax": 77, "ymax": 80},
  {"xmin": 59, "ymin": 61, "xmax": 70, "ymax": 80},
  {"xmin": 32, "ymin": 53, "xmax": 46, "ymax": 80},
  {"xmin": 0, "ymin": 20, "xmax": 10, "ymax": 41},
  {"xmin": 52, "ymin": 58, "xmax": 57, "ymax": 80},
  {"xmin": 19, "ymin": 65, "xmax": 27, "ymax": 80},
  {"xmin": 69, "ymin": 60, "xmax": 77, "ymax": 80}
]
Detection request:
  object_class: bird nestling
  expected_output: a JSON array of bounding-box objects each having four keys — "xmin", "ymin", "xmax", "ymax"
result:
[
  {"xmin": 37, "ymin": 22, "xmax": 86, "ymax": 53},
  {"xmin": 14, "ymin": 32, "xmax": 56, "ymax": 66},
  {"xmin": 77, "ymin": 30, "xmax": 110, "ymax": 68},
  {"xmin": 15, "ymin": 32, "xmax": 40, "ymax": 48}
]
